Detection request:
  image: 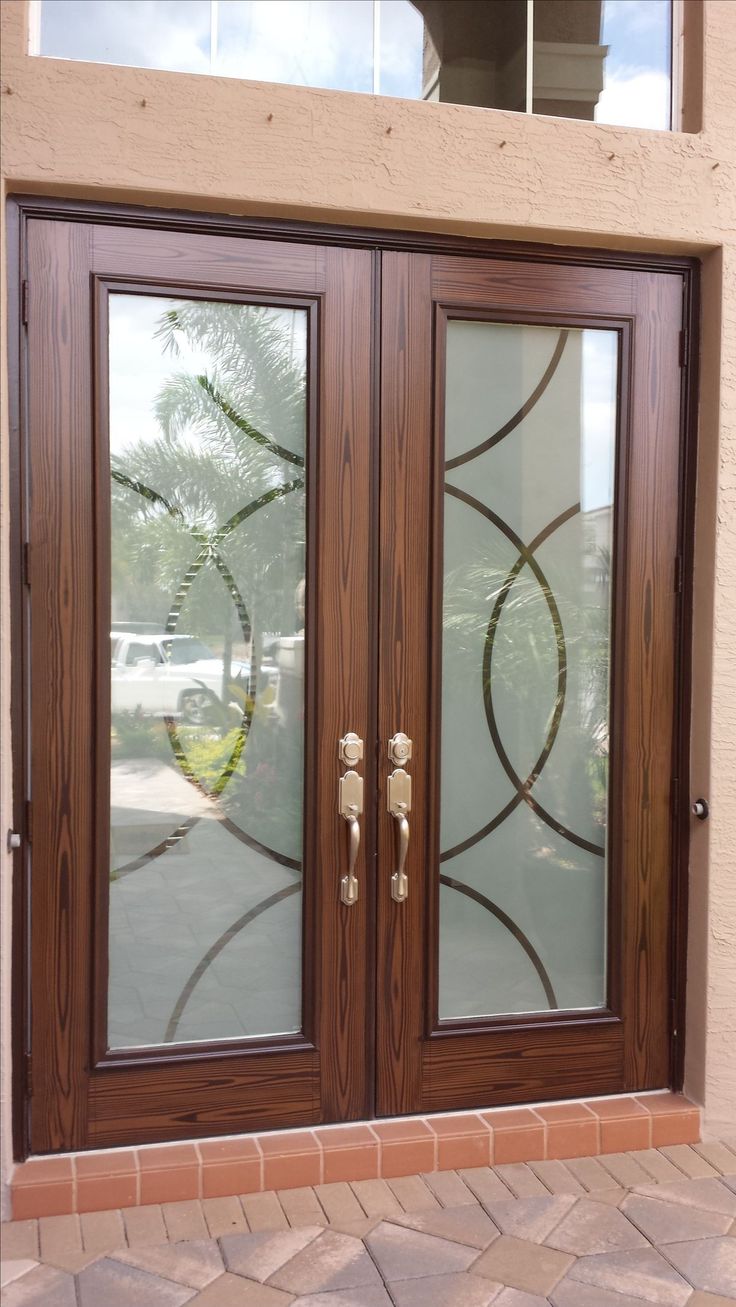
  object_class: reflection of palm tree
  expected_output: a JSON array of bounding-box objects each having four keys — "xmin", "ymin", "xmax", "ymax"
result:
[
  {"xmin": 112, "ymin": 301, "xmax": 307, "ymax": 689},
  {"xmin": 111, "ymin": 300, "xmax": 307, "ymax": 845}
]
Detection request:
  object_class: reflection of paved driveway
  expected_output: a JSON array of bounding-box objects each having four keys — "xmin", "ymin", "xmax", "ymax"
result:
[
  {"xmin": 111, "ymin": 758, "xmax": 213, "ymax": 826},
  {"xmin": 109, "ymin": 757, "xmax": 302, "ymax": 1049}
]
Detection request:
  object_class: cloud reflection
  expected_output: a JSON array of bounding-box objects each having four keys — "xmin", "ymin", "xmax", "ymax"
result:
[{"xmin": 38, "ymin": 0, "xmax": 671, "ymax": 130}]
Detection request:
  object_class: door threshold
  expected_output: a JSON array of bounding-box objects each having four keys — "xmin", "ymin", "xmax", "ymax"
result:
[{"xmin": 11, "ymin": 1093, "xmax": 699, "ymax": 1219}]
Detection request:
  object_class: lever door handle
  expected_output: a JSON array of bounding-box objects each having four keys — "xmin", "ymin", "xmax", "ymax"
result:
[
  {"xmin": 339, "ymin": 769, "xmax": 363, "ymax": 906},
  {"xmin": 387, "ymin": 766, "xmax": 411, "ymax": 903},
  {"xmin": 341, "ymin": 813, "xmax": 360, "ymax": 906},
  {"xmin": 391, "ymin": 808, "xmax": 409, "ymax": 903}
]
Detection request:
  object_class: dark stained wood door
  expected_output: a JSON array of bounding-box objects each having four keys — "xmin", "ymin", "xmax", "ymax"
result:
[
  {"xmin": 24, "ymin": 218, "xmax": 375, "ymax": 1150},
  {"xmin": 375, "ymin": 251, "xmax": 685, "ymax": 1115},
  {"xmin": 20, "ymin": 213, "xmax": 688, "ymax": 1153}
]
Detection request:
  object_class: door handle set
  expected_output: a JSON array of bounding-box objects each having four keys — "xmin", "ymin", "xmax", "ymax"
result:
[
  {"xmin": 386, "ymin": 734, "xmax": 412, "ymax": 903},
  {"xmin": 338, "ymin": 734, "xmax": 364, "ymax": 906},
  {"xmin": 337, "ymin": 731, "xmax": 412, "ymax": 906}
]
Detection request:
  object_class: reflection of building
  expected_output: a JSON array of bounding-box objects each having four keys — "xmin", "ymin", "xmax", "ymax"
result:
[
  {"xmin": 415, "ymin": 0, "xmax": 607, "ymax": 119},
  {"xmin": 532, "ymin": 0, "xmax": 607, "ymax": 120},
  {"xmin": 417, "ymin": 0, "xmax": 528, "ymax": 111}
]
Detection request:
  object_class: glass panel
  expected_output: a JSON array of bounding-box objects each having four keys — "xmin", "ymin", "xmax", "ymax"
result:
[
  {"xmin": 416, "ymin": 0, "xmax": 527, "ymax": 110},
  {"xmin": 34, "ymin": 0, "xmax": 525, "ymax": 110},
  {"xmin": 378, "ymin": 0, "xmax": 424, "ymax": 99},
  {"xmin": 533, "ymin": 0, "xmax": 672, "ymax": 129},
  {"xmin": 37, "ymin": 0, "xmax": 213, "ymax": 74},
  {"xmin": 108, "ymin": 294, "xmax": 307, "ymax": 1048},
  {"xmin": 439, "ymin": 321, "xmax": 617, "ymax": 1020},
  {"xmin": 36, "ymin": 0, "xmax": 672, "ymax": 129},
  {"xmin": 216, "ymin": 1, "xmax": 374, "ymax": 93}
]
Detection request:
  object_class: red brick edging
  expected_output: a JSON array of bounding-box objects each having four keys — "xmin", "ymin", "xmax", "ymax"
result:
[{"xmin": 10, "ymin": 1092, "xmax": 699, "ymax": 1220}]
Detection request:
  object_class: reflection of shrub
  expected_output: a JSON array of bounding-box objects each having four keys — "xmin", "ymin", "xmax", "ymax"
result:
[
  {"xmin": 111, "ymin": 709, "xmax": 247, "ymax": 791},
  {"xmin": 177, "ymin": 725, "xmax": 246, "ymax": 791},
  {"xmin": 111, "ymin": 710, "xmax": 171, "ymax": 761}
]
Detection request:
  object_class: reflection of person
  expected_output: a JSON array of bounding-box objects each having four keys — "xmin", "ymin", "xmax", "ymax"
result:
[{"xmin": 295, "ymin": 577, "xmax": 305, "ymax": 636}]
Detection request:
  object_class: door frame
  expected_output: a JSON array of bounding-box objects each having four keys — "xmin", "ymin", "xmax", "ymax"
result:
[{"xmin": 6, "ymin": 195, "xmax": 698, "ymax": 1160}]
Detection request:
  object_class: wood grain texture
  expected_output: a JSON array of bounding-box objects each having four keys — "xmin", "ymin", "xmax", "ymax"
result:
[
  {"xmin": 431, "ymin": 257, "xmax": 636, "ymax": 318},
  {"xmin": 374, "ymin": 252, "xmax": 433, "ymax": 1117},
  {"xmin": 13, "ymin": 195, "xmax": 699, "ymax": 278},
  {"xmin": 670, "ymin": 266, "xmax": 699, "ymax": 1091},
  {"xmin": 621, "ymin": 271, "xmax": 683, "ymax": 1089},
  {"xmin": 316, "ymin": 246, "xmax": 374, "ymax": 1122},
  {"xmin": 26, "ymin": 221, "xmax": 373, "ymax": 1150},
  {"xmin": 27, "ymin": 219, "xmax": 95, "ymax": 1152},
  {"xmin": 91, "ymin": 224, "xmax": 325, "ymax": 292},
  {"xmin": 21, "ymin": 214, "xmax": 688, "ymax": 1150},
  {"xmin": 423, "ymin": 1023, "xmax": 624, "ymax": 1110},
  {"xmin": 383, "ymin": 251, "xmax": 685, "ymax": 1115},
  {"xmin": 88, "ymin": 1049, "xmax": 318, "ymax": 1144}
]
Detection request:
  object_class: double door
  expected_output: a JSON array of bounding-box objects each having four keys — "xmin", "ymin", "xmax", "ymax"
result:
[{"xmin": 20, "ymin": 217, "xmax": 686, "ymax": 1151}]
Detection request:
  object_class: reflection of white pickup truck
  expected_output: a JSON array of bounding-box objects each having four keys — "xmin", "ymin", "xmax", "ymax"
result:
[{"xmin": 111, "ymin": 632, "xmax": 251, "ymax": 724}]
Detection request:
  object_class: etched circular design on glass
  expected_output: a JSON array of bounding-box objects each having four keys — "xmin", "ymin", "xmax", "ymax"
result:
[
  {"xmin": 107, "ymin": 295, "xmax": 307, "ymax": 1048},
  {"xmin": 439, "ymin": 320, "xmax": 617, "ymax": 1020}
]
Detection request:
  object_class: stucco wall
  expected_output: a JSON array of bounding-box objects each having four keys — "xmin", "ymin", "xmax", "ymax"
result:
[{"xmin": 1, "ymin": 0, "xmax": 735, "ymax": 1206}]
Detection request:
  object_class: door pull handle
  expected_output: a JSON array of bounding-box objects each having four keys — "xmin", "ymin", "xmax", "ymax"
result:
[
  {"xmin": 391, "ymin": 808, "xmax": 409, "ymax": 903},
  {"xmin": 339, "ymin": 768, "xmax": 363, "ymax": 906},
  {"xmin": 387, "ymin": 766, "xmax": 411, "ymax": 903}
]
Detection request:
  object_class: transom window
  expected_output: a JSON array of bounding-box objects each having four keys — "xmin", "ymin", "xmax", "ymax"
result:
[{"xmin": 31, "ymin": 0, "xmax": 673, "ymax": 130}]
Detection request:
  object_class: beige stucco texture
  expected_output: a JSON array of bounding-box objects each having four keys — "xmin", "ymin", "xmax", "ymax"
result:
[{"xmin": 1, "ymin": 0, "xmax": 735, "ymax": 1198}]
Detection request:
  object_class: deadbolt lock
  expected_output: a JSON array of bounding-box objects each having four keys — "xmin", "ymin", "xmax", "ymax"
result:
[
  {"xmin": 339, "ymin": 732, "xmax": 364, "ymax": 768},
  {"xmin": 387, "ymin": 732, "xmax": 412, "ymax": 767}
]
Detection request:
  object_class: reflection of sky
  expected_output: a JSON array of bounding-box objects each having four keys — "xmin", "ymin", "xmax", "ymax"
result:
[
  {"xmin": 38, "ymin": 0, "xmax": 423, "ymax": 98},
  {"xmin": 38, "ymin": 0, "xmax": 670, "ymax": 129},
  {"xmin": 596, "ymin": 0, "xmax": 671, "ymax": 129},
  {"xmin": 582, "ymin": 330, "xmax": 617, "ymax": 513},
  {"xmin": 108, "ymin": 294, "xmax": 307, "ymax": 458}
]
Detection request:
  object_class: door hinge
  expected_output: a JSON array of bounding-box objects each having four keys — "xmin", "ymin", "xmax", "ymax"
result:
[
  {"xmin": 24, "ymin": 1052, "xmax": 33, "ymax": 1097},
  {"xmin": 21, "ymin": 279, "xmax": 29, "ymax": 327},
  {"xmin": 679, "ymin": 328, "xmax": 688, "ymax": 368},
  {"xmin": 674, "ymin": 553, "xmax": 683, "ymax": 595},
  {"xmin": 25, "ymin": 799, "xmax": 33, "ymax": 845},
  {"xmin": 22, "ymin": 541, "xmax": 31, "ymax": 588}
]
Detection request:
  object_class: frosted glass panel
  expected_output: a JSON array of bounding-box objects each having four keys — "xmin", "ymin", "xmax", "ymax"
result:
[
  {"xmin": 439, "ymin": 322, "xmax": 617, "ymax": 1019},
  {"xmin": 108, "ymin": 295, "xmax": 306, "ymax": 1048}
]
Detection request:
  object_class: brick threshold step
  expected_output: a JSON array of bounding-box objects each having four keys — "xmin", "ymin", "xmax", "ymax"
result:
[{"xmin": 10, "ymin": 1091, "xmax": 700, "ymax": 1219}]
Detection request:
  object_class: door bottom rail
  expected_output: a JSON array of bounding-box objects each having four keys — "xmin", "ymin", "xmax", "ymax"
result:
[{"xmin": 10, "ymin": 1093, "xmax": 699, "ymax": 1219}]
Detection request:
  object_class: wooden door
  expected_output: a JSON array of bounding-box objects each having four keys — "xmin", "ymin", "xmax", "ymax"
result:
[
  {"xmin": 24, "ymin": 218, "xmax": 375, "ymax": 1150},
  {"xmin": 375, "ymin": 251, "xmax": 685, "ymax": 1114},
  {"xmin": 19, "ymin": 215, "xmax": 688, "ymax": 1152}
]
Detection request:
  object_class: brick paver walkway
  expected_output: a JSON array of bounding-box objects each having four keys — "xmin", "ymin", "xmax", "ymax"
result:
[{"xmin": 2, "ymin": 1141, "xmax": 735, "ymax": 1304}]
